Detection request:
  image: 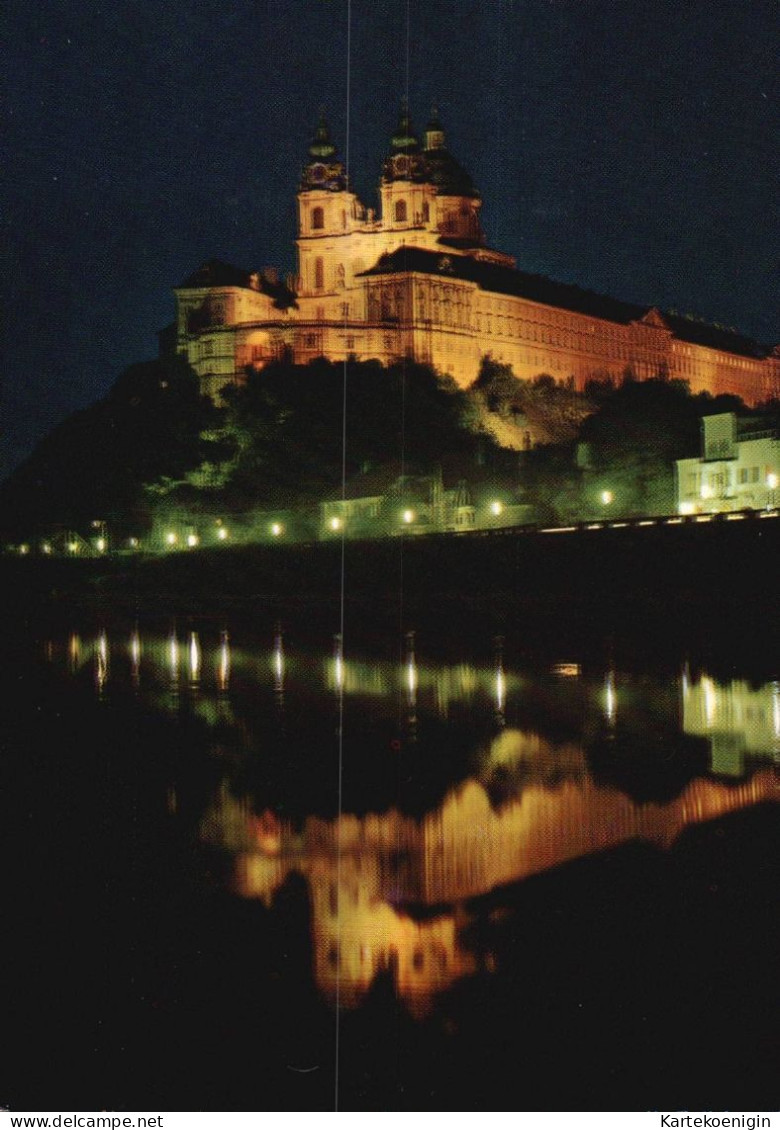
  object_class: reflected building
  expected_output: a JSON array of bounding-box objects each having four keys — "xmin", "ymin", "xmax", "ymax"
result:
[
  {"xmin": 683, "ymin": 674, "xmax": 780, "ymax": 776},
  {"xmin": 204, "ymin": 754, "xmax": 777, "ymax": 1016}
]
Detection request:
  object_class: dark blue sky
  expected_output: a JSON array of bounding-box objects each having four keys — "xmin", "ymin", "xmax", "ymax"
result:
[{"xmin": 4, "ymin": 0, "xmax": 779, "ymax": 473}]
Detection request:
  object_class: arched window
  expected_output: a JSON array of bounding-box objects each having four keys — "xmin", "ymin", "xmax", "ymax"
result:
[
  {"xmin": 394, "ymin": 199, "xmax": 407, "ymax": 223},
  {"xmin": 311, "ymin": 206, "xmax": 324, "ymax": 230},
  {"xmin": 314, "ymin": 257, "xmax": 324, "ymax": 290}
]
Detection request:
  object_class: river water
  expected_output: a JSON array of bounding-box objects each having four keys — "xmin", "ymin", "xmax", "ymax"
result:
[{"xmin": 4, "ymin": 615, "xmax": 778, "ymax": 1111}]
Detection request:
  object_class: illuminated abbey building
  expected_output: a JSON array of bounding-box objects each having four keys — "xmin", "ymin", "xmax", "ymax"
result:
[{"xmin": 166, "ymin": 108, "xmax": 778, "ymax": 406}]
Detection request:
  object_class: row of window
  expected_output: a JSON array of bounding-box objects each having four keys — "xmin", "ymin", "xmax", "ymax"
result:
[
  {"xmin": 686, "ymin": 466, "xmax": 764, "ymax": 492},
  {"xmin": 308, "ymin": 199, "xmax": 432, "ymax": 230}
]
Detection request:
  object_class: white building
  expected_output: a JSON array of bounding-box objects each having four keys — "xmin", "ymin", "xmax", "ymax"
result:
[{"xmin": 676, "ymin": 413, "xmax": 778, "ymax": 514}]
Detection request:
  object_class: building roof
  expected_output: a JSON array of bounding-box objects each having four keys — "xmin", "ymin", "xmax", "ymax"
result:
[
  {"xmin": 360, "ymin": 247, "xmax": 772, "ymax": 358},
  {"xmin": 178, "ymin": 259, "xmax": 296, "ymax": 309},
  {"xmin": 661, "ymin": 313, "xmax": 768, "ymax": 359}
]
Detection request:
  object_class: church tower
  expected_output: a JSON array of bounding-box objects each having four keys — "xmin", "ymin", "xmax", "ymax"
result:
[
  {"xmin": 296, "ymin": 112, "xmax": 361, "ymax": 297},
  {"xmin": 419, "ymin": 108, "xmax": 485, "ymax": 246},
  {"xmin": 379, "ymin": 102, "xmax": 438, "ymax": 235}
]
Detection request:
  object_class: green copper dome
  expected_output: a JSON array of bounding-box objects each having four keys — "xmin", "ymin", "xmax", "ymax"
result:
[
  {"xmin": 390, "ymin": 102, "xmax": 421, "ymax": 154},
  {"xmin": 301, "ymin": 111, "xmax": 346, "ymax": 191},
  {"xmin": 308, "ymin": 110, "xmax": 338, "ymax": 160}
]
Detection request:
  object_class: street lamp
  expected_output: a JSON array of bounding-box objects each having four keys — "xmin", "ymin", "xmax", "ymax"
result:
[
  {"xmin": 600, "ymin": 490, "xmax": 613, "ymax": 506},
  {"xmin": 270, "ymin": 522, "xmax": 283, "ymax": 537},
  {"xmin": 329, "ymin": 516, "xmax": 342, "ymax": 531},
  {"xmin": 165, "ymin": 531, "xmax": 177, "ymax": 547},
  {"xmin": 217, "ymin": 526, "xmax": 229, "ymax": 541},
  {"xmin": 186, "ymin": 533, "xmax": 199, "ymax": 548},
  {"xmin": 489, "ymin": 500, "xmax": 503, "ymax": 517},
  {"xmin": 401, "ymin": 509, "xmax": 415, "ymax": 525}
]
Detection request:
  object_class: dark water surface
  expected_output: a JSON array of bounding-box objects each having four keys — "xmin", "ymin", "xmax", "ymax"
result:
[{"xmin": 4, "ymin": 612, "xmax": 778, "ymax": 1111}]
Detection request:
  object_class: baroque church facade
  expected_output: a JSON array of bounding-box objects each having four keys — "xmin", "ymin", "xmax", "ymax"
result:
[{"xmin": 166, "ymin": 108, "xmax": 778, "ymax": 407}]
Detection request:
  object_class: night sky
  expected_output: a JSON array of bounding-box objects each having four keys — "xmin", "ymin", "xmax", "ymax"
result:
[{"xmin": 5, "ymin": 0, "xmax": 779, "ymax": 474}]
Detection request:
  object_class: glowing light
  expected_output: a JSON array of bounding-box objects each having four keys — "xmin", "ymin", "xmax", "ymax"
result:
[
  {"xmin": 130, "ymin": 631, "xmax": 141, "ymax": 671},
  {"xmin": 128, "ymin": 537, "xmax": 139, "ymax": 548},
  {"xmin": 218, "ymin": 631, "xmax": 230, "ymax": 690},
  {"xmin": 700, "ymin": 483, "xmax": 714, "ymax": 500},
  {"xmin": 169, "ymin": 633, "xmax": 179, "ymax": 677},
  {"xmin": 186, "ymin": 533, "xmax": 199, "ymax": 548},
  {"xmin": 41, "ymin": 542, "xmax": 51, "ymax": 554},
  {"xmin": 329, "ymin": 516, "xmax": 342, "ymax": 531},
  {"xmin": 604, "ymin": 671, "xmax": 616, "ymax": 725},
  {"xmin": 270, "ymin": 522, "xmax": 282, "ymax": 537},
  {"xmin": 702, "ymin": 676, "xmax": 717, "ymax": 726},
  {"xmin": 600, "ymin": 490, "xmax": 613, "ymax": 505},
  {"xmin": 96, "ymin": 632, "xmax": 108, "ymax": 691},
  {"xmin": 495, "ymin": 667, "xmax": 506, "ymax": 714},
  {"xmin": 273, "ymin": 640, "xmax": 285, "ymax": 690},
  {"xmin": 217, "ymin": 527, "xmax": 229, "ymax": 541},
  {"xmin": 96, "ymin": 537, "xmax": 106, "ymax": 553},
  {"xmin": 552, "ymin": 662, "xmax": 581, "ymax": 677},
  {"xmin": 68, "ymin": 541, "xmax": 79, "ymax": 554},
  {"xmin": 679, "ymin": 501, "xmax": 695, "ymax": 515},
  {"xmin": 767, "ymin": 473, "xmax": 778, "ymax": 490},
  {"xmin": 165, "ymin": 531, "xmax": 177, "ymax": 546},
  {"xmin": 332, "ymin": 636, "xmax": 344, "ymax": 691},
  {"xmin": 402, "ymin": 509, "xmax": 415, "ymax": 525},
  {"xmin": 489, "ymin": 500, "xmax": 503, "ymax": 517},
  {"xmin": 19, "ymin": 544, "xmax": 29, "ymax": 555},
  {"xmin": 407, "ymin": 659, "xmax": 418, "ymax": 695},
  {"xmin": 189, "ymin": 631, "xmax": 201, "ymax": 682}
]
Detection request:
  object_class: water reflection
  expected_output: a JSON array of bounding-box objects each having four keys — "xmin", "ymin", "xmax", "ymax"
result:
[
  {"xmin": 204, "ymin": 766, "xmax": 775, "ymax": 1016},
  {"xmin": 682, "ymin": 673, "xmax": 780, "ymax": 776},
  {"xmin": 43, "ymin": 627, "xmax": 778, "ymax": 1016}
]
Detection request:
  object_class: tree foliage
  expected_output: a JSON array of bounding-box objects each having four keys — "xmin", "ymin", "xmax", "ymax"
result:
[{"xmin": 0, "ymin": 356, "xmax": 219, "ymax": 536}]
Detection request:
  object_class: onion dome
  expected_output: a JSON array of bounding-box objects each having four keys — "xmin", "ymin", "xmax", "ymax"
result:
[
  {"xmin": 300, "ymin": 111, "xmax": 347, "ymax": 191},
  {"xmin": 421, "ymin": 109, "xmax": 479, "ymax": 199},
  {"xmin": 382, "ymin": 101, "xmax": 427, "ymax": 183}
]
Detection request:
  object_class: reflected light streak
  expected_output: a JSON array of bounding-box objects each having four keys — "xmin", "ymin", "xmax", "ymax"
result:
[
  {"xmin": 169, "ymin": 632, "xmax": 179, "ymax": 682},
  {"xmin": 68, "ymin": 633, "xmax": 81, "ymax": 673},
  {"xmin": 218, "ymin": 631, "xmax": 231, "ymax": 691},
  {"xmin": 189, "ymin": 631, "xmax": 201, "ymax": 684},
  {"xmin": 272, "ymin": 632, "xmax": 285, "ymax": 695},
  {"xmin": 701, "ymin": 675, "xmax": 717, "ymax": 726},
  {"xmin": 604, "ymin": 671, "xmax": 617, "ymax": 726},
  {"xmin": 495, "ymin": 666, "xmax": 506, "ymax": 715},
  {"xmin": 130, "ymin": 630, "xmax": 141, "ymax": 685},
  {"xmin": 95, "ymin": 631, "xmax": 108, "ymax": 691},
  {"xmin": 332, "ymin": 634, "xmax": 345, "ymax": 693}
]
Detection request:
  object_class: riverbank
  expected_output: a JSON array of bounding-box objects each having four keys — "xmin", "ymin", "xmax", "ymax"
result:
[{"xmin": 4, "ymin": 516, "xmax": 777, "ymax": 668}]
